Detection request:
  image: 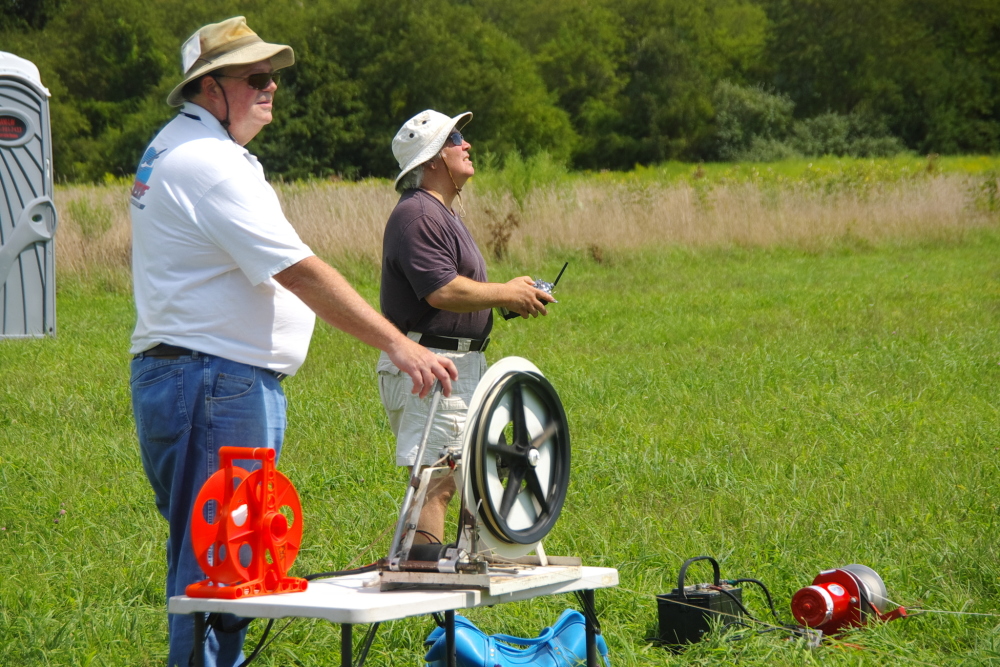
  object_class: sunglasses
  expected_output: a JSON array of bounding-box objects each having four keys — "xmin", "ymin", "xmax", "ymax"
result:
[
  {"xmin": 447, "ymin": 130, "xmax": 465, "ymax": 147},
  {"xmin": 215, "ymin": 71, "xmax": 281, "ymax": 91}
]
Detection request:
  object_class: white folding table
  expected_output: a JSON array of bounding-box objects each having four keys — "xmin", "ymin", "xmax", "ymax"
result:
[{"xmin": 169, "ymin": 565, "xmax": 619, "ymax": 667}]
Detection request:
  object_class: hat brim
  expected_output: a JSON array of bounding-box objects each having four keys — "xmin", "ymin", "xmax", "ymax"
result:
[
  {"xmin": 166, "ymin": 42, "xmax": 294, "ymax": 107},
  {"xmin": 394, "ymin": 111, "xmax": 472, "ymax": 188}
]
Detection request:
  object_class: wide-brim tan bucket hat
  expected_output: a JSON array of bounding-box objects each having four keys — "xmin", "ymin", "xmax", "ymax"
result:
[
  {"xmin": 166, "ymin": 16, "xmax": 294, "ymax": 107},
  {"xmin": 393, "ymin": 110, "xmax": 472, "ymax": 188}
]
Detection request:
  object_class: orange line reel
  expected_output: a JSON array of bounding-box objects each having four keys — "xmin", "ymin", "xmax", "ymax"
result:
[{"xmin": 186, "ymin": 447, "xmax": 307, "ymax": 599}]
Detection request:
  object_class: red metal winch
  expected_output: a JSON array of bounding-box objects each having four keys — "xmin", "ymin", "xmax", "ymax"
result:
[{"xmin": 791, "ymin": 564, "xmax": 907, "ymax": 634}]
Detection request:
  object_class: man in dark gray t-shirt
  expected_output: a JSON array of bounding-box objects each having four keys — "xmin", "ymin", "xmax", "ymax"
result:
[
  {"xmin": 377, "ymin": 109, "xmax": 553, "ymax": 547},
  {"xmin": 381, "ymin": 188, "xmax": 491, "ymax": 340}
]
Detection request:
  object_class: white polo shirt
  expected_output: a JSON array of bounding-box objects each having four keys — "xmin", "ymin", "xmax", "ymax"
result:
[{"xmin": 129, "ymin": 103, "xmax": 315, "ymax": 375}]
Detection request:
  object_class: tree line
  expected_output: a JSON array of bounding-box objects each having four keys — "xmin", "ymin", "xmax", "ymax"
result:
[{"xmin": 2, "ymin": 0, "xmax": 999, "ymax": 182}]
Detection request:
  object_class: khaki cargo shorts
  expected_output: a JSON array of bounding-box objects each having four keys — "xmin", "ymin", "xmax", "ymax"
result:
[{"xmin": 377, "ymin": 348, "xmax": 487, "ymax": 467}]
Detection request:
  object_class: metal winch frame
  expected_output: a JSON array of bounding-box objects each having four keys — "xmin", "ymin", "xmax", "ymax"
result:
[{"xmin": 380, "ymin": 357, "xmax": 576, "ymax": 590}]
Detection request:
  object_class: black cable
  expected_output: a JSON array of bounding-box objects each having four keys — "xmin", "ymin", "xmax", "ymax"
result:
[
  {"xmin": 219, "ymin": 563, "xmax": 380, "ymax": 665},
  {"xmin": 726, "ymin": 620, "xmax": 755, "ymax": 631},
  {"xmin": 208, "ymin": 74, "xmax": 235, "ymax": 141},
  {"xmin": 236, "ymin": 619, "xmax": 275, "ymax": 667},
  {"xmin": 716, "ymin": 586, "xmax": 758, "ymax": 623},
  {"xmin": 193, "ymin": 614, "xmax": 274, "ymax": 667},
  {"xmin": 415, "ymin": 530, "xmax": 442, "ymax": 544},
  {"xmin": 303, "ymin": 563, "xmax": 379, "ymax": 581},
  {"xmin": 354, "ymin": 622, "xmax": 381, "ymax": 667},
  {"xmin": 573, "ymin": 590, "xmax": 603, "ymax": 634},
  {"xmin": 731, "ymin": 577, "xmax": 786, "ymax": 625},
  {"xmin": 248, "ymin": 618, "xmax": 302, "ymax": 664}
]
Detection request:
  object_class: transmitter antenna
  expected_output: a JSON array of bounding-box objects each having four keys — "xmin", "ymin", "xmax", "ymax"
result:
[{"xmin": 552, "ymin": 262, "xmax": 568, "ymax": 288}]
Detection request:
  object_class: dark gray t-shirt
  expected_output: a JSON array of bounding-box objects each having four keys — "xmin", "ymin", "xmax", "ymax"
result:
[{"xmin": 380, "ymin": 189, "xmax": 493, "ymax": 339}]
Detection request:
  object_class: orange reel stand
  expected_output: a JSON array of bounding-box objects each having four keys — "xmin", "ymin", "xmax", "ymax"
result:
[{"xmin": 186, "ymin": 447, "xmax": 307, "ymax": 599}]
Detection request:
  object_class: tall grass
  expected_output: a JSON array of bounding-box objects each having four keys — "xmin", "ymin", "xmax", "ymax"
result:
[{"xmin": 53, "ymin": 157, "xmax": 1000, "ymax": 282}]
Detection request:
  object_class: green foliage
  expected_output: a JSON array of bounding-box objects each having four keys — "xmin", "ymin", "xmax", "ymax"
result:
[
  {"xmin": 574, "ymin": 0, "xmax": 771, "ymax": 167},
  {"xmin": 2, "ymin": 0, "xmax": 177, "ymax": 180},
  {"xmin": 252, "ymin": 30, "xmax": 370, "ymax": 180},
  {"xmin": 586, "ymin": 155, "xmax": 1000, "ymax": 194},
  {"xmin": 711, "ymin": 81, "xmax": 906, "ymax": 161},
  {"xmin": 1, "ymin": 0, "xmax": 999, "ymax": 180},
  {"xmin": 473, "ymin": 150, "xmax": 569, "ymax": 209},
  {"xmin": 757, "ymin": 0, "xmax": 1000, "ymax": 154},
  {"xmin": 711, "ymin": 80, "xmax": 795, "ymax": 160},
  {"xmin": 468, "ymin": 0, "xmax": 629, "ymax": 169},
  {"xmin": 788, "ymin": 111, "xmax": 906, "ymax": 159},
  {"xmin": 0, "ymin": 0, "xmax": 64, "ymax": 31},
  {"xmin": 253, "ymin": 0, "xmax": 575, "ymax": 179}
]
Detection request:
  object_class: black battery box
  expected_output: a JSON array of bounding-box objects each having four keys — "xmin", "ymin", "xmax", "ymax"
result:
[{"xmin": 656, "ymin": 555, "xmax": 743, "ymax": 646}]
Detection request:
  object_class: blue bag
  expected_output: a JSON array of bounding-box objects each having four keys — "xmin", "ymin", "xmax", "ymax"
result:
[{"xmin": 424, "ymin": 609, "xmax": 610, "ymax": 667}]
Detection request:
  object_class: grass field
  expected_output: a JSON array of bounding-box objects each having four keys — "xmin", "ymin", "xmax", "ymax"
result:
[{"xmin": 3, "ymin": 214, "xmax": 1000, "ymax": 664}]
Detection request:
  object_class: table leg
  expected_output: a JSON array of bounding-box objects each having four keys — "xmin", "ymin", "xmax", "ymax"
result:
[
  {"xmin": 193, "ymin": 613, "xmax": 206, "ymax": 667},
  {"xmin": 583, "ymin": 589, "xmax": 598, "ymax": 667},
  {"xmin": 445, "ymin": 610, "xmax": 456, "ymax": 667},
  {"xmin": 341, "ymin": 623, "xmax": 353, "ymax": 667}
]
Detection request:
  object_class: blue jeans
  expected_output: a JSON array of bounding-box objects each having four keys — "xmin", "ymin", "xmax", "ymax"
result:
[{"xmin": 131, "ymin": 351, "xmax": 287, "ymax": 667}]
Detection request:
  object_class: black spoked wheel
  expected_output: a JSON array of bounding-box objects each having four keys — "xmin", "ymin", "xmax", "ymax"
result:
[{"xmin": 468, "ymin": 371, "xmax": 570, "ymax": 546}]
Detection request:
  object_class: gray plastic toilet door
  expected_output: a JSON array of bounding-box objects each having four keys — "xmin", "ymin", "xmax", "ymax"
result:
[{"xmin": 0, "ymin": 52, "xmax": 56, "ymax": 338}]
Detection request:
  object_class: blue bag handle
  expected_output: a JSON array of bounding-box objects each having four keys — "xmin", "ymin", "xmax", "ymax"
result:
[{"xmin": 490, "ymin": 625, "xmax": 555, "ymax": 646}]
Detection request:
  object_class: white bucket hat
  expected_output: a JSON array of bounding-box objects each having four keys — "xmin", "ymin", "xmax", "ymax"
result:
[
  {"xmin": 393, "ymin": 109, "xmax": 472, "ymax": 188},
  {"xmin": 166, "ymin": 16, "xmax": 294, "ymax": 107}
]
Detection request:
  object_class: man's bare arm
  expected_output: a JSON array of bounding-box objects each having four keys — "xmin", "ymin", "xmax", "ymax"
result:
[
  {"xmin": 426, "ymin": 275, "xmax": 554, "ymax": 318},
  {"xmin": 274, "ymin": 255, "xmax": 457, "ymax": 397}
]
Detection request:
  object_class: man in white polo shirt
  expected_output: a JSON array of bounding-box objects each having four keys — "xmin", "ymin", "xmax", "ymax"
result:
[{"xmin": 129, "ymin": 17, "xmax": 456, "ymax": 667}]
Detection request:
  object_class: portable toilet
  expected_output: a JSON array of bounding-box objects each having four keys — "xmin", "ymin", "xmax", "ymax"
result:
[{"xmin": 0, "ymin": 52, "xmax": 56, "ymax": 338}]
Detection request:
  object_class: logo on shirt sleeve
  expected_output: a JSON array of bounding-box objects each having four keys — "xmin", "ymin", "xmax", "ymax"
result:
[{"xmin": 131, "ymin": 147, "xmax": 166, "ymax": 209}]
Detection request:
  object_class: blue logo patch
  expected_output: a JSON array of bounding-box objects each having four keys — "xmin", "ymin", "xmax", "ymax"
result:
[{"xmin": 131, "ymin": 147, "xmax": 166, "ymax": 209}]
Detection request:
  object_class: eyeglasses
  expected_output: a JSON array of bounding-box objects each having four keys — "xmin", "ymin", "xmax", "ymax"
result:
[
  {"xmin": 214, "ymin": 71, "xmax": 281, "ymax": 91},
  {"xmin": 447, "ymin": 130, "xmax": 465, "ymax": 147}
]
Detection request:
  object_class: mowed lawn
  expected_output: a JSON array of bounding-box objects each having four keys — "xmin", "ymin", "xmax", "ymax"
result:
[{"xmin": 2, "ymin": 233, "xmax": 999, "ymax": 666}]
